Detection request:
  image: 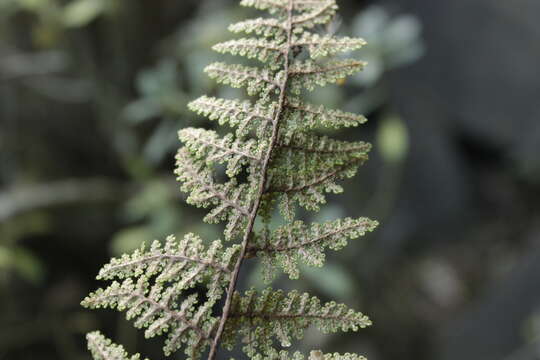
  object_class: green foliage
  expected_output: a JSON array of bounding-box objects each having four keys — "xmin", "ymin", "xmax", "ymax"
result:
[{"xmin": 83, "ymin": 1, "xmax": 377, "ymax": 360}]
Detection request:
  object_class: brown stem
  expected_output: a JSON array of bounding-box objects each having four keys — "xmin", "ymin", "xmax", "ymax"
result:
[{"xmin": 206, "ymin": 1, "xmax": 295, "ymax": 360}]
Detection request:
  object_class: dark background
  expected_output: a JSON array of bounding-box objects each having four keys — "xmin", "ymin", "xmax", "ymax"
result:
[{"xmin": 1, "ymin": 0, "xmax": 540, "ymax": 359}]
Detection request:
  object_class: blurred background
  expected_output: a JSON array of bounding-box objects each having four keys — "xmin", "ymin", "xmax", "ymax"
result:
[{"xmin": 1, "ymin": 0, "xmax": 540, "ymax": 359}]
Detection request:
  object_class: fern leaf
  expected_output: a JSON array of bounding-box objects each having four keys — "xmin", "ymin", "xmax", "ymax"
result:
[
  {"xmin": 240, "ymin": 0, "xmax": 338, "ymax": 31},
  {"xmin": 284, "ymin": 98, "xmax": 367, "ymax": 133},
  {"xmin": 205, "ymin": 62, "xmax": 281, "ymax": 98},
  {"xmin": 267, "ymin": 153, "xmax": 366, "ymax": 212},
  {"xmin": 308, "ymin": 351, "xmax": 367, "ymax": 360},
  {"xmin": 188, "ymin": 96, "xmax": 275, "ymax": 138},
  {"xmin": 87, "ymin": 332, "xmax": 147, "ymax": 360},
  {"xmin": 239, "ymin": 0, "xmax": 289, "ymax": 12},
  {"xmin": 289, "ymin": 60, "xmax": 367, "ymax": 94},
  {"xmin": 257, "ymin": 349, "xmax": 366, "ymax": 360},
  {"xmin": 293, "ymin": 33, "xmax": 366, "ymax": 59},
  {"xmin": 229, "ymin": 18, "xmax": 286, "ymax": 38},
  {"xmin": 82, "ymin": 277, "xmax": 216, "ymax": 359},
  {"xmin": 223, "ymin": 289, "xmax": 371, "ymax": 356},
  {"xmin": 269, "ymin": 134, "xmax": 371, "ymax": 211},
  {"xmin": 213, "ymin": 38, "xmax": 285, "ymax": 63},
  {"xmin": 278, "ymin": 132, "xmax": 371, "ymax": 160},
  {"xmin": 96, "ymin": 234, "xmax": 239, "ymax": 298},
  {"xmin": 175, "ymin": 148, "xmax": 253, "ymax": 240},
  {"xmin": 292, "ymin": 1, "xmax": 338, "ymax": 28},
  {"xmin": 240, "ymin": 0, "xmax": 336, "ymax": 14},
  {"xmin": 180, "ymin": 128, "xmax": 263, "ymax": 177},
  {"xmin": 247, "ymin": 217, "xmax": 378, "ymax": 279}
]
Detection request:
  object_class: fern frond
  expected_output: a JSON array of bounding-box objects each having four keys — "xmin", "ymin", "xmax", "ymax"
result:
[
  {"xmin": 175, "ymin": 148, "xmax": 253, "ymax": 240},
  {"xmin": 85, "ymin": 1, "xmax": 377, "ymax": 359},
  {"xmin": 188, "ymin": 96, "xmax": 274, "ymax": 138},
  {"xmin": 229, "ymin": 18, "xmax": 286, "ymax": 38},
  {"xmin": 308, "ymin": 351, "xmax": 367, "ymax": 360},
  {"xmin": 268, "ymin": 134, "xmax": 371, "ymax": 212},
  {"xmin": 278, "ymin": 132, "xmax": 371, "ymax": 159},
  {"xmin": 284, "ymin": 98, "xmax": 367, "ymax": 133},
  {"xmin": 213, "ymin": 39, "xmax": 285, "ymax": 64},
  {"xmin": 312, "ymin": 352, "xmax": 366, "ymax": 360},
  {"xmin": 82, "ymin": 277, "xmax": 216, "ymax": 359},
  {"xmin": 240, "ymin": 0, "xmax": 336, "ymax": 15},
  {"xmin": 267, "ymin": 154, "xmax": 365, "ymax": 212},
  {"xmin": 96, "ymin": 234, "xmax": 239, "ymax": 297},
  {"xmin": 247, "ymin": 217, "xmax": 378, "ymax": 279},
  {"xmin": 180, "ymin": 128, "xmax": 263, "ymax": 177},
  {"xmin": 291, "ymin": 1, "xmax": 338, "ymax": 28},
  {"xmin": 205, "ymin": 62, "xmax": 281, "ymax": 98},
  {"xmin": 293, "ymin": 33, "xmax": 366, "ymax": 59},
  {"xmin": 223, "ymin": 289, "xmax": 371, "ymax": 356},
  {"xmin": 239, "ymin": 0, "xmax": 289, "ymax": 12},
  {"xmin": 87, "ymin": 332, "xmax": 147, "ymax": 360},
  {"xmin": 258, "ymin": 350, "xmax": 366, "ymax": 360},
  {"xmin": 289, "ymin": 60, "xmax": 367, "ymax": 94}
]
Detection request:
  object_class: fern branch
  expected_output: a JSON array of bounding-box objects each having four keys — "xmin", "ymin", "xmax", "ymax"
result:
[
  {"xmin": 213, "ymin": 39, "xmax": 286, "ymax": 63},
  {"xmin": 96, "ymin": 234, "xmax": 238, "ymax": 292},
  {"xmin": 180, "ymin": 128, "xmax": 262, "ymax": 177},
  {"xmin": 240, "ymin": 0, "xmax": 335, "ymax": 13},
  {"xmin": 278, "ymin": 133, "xmax": 371, "ymax": 156},
  {"xmin": 223, "ymin": 289, "xmax": 371, "ymax": 356},
  {"xmin": 292, "ymin": 33, "xmax": 366, "ymax": 59},
  {"xmin": 207, "ymin": 2, "xmax": 296, "ymax": 360},
  {"xmin": 176, "ymin": 148, "xmax": 250, "ymax": 214},
  {"xmin": 188, "ymin": 96, "xmax": 274, "ymax": 138},
  {"xmin": 229, "ymin": 18, "xmax": 286, "ymax": 38},
  {"xmin": 205, "ymin": 62, "xmax": 281, "ymax": 97},
  {"xmin": 240, "ymin": 0, "xmax": 288, "ymax": 11},
  {"xmin": 270, "ymin": 160, "xmax": 362, "ymax": 194},
  {"xmin": 292, "ymin": 1, "xmax": 337, "ymax": 27},
  {"xmin": 284, "ymin": 98, "xmax": 367, "ymax": 132},
  {"xmin": 246, "ymin": 217, "xmax": 378, "ymax": 279},
  {"xmin": 82, "ymin": 278, "xmax": 216, "ymax": 358},
  {"xmin": 290, "ymin": 59, "xmax": 366, "ymax": 93},
  {"xmin": 258, "ymin": 350, "xmax": 367, "ymax": 360}
]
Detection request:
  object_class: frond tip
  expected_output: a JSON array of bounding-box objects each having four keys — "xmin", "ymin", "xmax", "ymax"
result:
[{"xmin": 87, "ymin": 331, "xmax": 147, "ymax": 360}]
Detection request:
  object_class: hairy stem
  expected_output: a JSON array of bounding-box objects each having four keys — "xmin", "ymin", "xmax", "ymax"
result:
[{"xmin": 206, "ymin": 1, "xmax": 295, "ymax": 359}]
